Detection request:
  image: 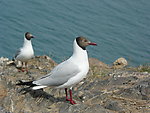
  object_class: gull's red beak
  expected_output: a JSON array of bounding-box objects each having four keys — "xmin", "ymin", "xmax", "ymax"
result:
[
  {"xmin": 31, "ymin": 35, "xmax": 35, "ymax": 38},
  {"xmin": 88, "ymin": 42, "xmax": 97, "ymax": 46}
]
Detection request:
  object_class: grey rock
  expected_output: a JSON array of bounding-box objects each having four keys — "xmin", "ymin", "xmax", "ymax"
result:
[
  {"xmin": 0, "ymin": 56, "xmax": 149, "ymax": 113},
  {"xmin": 113, "ymin": 57, "xmax": 128, "ymax": 69},
  {"xmin": 104, "ymin": 100, "xmax": 122, "ymax": 111}
]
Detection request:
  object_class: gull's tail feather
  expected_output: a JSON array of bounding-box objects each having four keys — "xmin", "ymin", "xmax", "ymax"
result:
[
  {"xmin": 16, "ymin": 80, "xmax": 47, "ymax": 90},
  {"xmin": 12, "ymin": 57, "xmax": 15, "ymax": 61},
  {"xmin": 16, "ymin": 80, "xmax": 35, "ymax": 87}
]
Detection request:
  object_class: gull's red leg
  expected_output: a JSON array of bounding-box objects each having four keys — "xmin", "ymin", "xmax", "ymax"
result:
[
  {"xmin": 18, "ymin": 68, "xmax": 21, "ymax": 72},
  {"xmin": 65, "ymin": 88, "xmax": 76, "ymax": 104},
  {"xmin": 65, "ymin": 88, "xmax": 70, "ymax": 101},
  {"xmin": 69, "ymin": 89, "xmax": 76, "ymax": 104},
  {"xmin": 21, "ymin": 62, "xmax": 25, "ymax": 72},
  {"xmin": 25, "ymin": 62, "xmax": 28, "ymax": 72}
]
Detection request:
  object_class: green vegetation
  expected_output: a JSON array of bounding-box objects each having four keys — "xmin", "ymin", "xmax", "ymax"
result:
[{"xmin": 136, "ymin": 64, "xmax": 150, "ymax": 73}]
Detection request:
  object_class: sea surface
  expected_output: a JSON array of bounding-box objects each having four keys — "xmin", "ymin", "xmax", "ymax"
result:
[{"xmin": 0, "ymin": 0, "xmax": 150, "ymax": 66}]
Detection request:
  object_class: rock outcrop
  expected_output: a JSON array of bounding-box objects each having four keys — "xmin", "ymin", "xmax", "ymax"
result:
[
  {"xmin": 113, "ymin": 57, "xmax": 128, "ymax": 68},
  {"xmin": 0, "ymin": 56, "xmax": 149, "ymax": 113}
]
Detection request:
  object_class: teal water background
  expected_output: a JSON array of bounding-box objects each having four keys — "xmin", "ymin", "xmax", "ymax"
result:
[{"xmin": 0, "ymin": 0, "xmax": 150, "ymax": 66}]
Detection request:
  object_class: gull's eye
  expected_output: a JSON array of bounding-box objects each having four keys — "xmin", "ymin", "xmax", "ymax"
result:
[{"xmin": 84, "ymin": 39, "xmax": 88, "ymax": 42}]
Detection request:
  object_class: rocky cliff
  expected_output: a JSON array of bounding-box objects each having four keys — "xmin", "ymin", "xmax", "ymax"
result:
[{"xmin": 0, "ymin": 56, "xmax": 149, "ymax": 113}]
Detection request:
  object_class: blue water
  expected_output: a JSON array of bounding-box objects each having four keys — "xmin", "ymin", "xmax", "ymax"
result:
[{"xmin": 0, "ymin": 0, "xmax": 150, "ymax": 66}]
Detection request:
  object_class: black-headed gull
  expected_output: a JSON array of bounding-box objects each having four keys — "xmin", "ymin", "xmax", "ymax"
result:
[
  {"xmin": 17, "ymin": 36, "xmax": 97, "ymax": 104},
  {"xmin": 13, "ymin": 32, "xmax": 35, "ymax": 72}
]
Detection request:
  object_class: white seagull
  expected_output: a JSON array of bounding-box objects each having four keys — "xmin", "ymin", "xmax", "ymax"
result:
[
  {"xmin": 14, "ymin": 32, "xmax": 35, "ymax": 72},
  {"xmin": 16, "ymin": 36, "xmax": 97, "ymax": 104}
]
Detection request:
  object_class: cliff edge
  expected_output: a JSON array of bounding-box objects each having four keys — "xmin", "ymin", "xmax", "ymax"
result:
[{"xmin": 0, "ymin": 56, "xmax": 149, "ymax": 113}]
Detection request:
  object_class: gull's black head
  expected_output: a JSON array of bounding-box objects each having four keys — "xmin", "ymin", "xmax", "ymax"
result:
[
  {"xmin": 76, "ymin": 37, "xmax": 97, "ymax": 50},
  {"xmin": 25, "ymin": 32, "xmax": 35, "ymax": 40}
]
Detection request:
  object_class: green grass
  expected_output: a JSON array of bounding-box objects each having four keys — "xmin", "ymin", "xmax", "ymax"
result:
[{"xmin": 136, "ymin": 64, "xmax": 150, "ymax": 73}]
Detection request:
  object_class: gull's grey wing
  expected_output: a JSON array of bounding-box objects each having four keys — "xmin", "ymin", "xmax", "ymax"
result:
[
  {"xmin": 14, "ymin": 49, "xmax": 21, "ymax": 59},
  {"xmin": 33, "ymin": 60, "xmax": 80, "ymax": 86},
  {"xmin": 12, "ymin": 49, "xmax": 21, "ymax": 60}
]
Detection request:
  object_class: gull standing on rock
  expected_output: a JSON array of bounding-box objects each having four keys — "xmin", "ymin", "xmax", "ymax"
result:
[
  {"xmin": 16, "ymin": 36, "xmax": 97, "ymax": 104},
  {"xmin": 13, "ymin": 32, "xmax": 35, "ymax": 72}
]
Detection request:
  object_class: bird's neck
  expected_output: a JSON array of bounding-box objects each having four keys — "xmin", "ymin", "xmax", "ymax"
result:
[
  {"xmin": 23, "ymin": 37, "xmax": 32, "ymax": 48},
  {"xmin": 71, "ymin": 40, "xmax": 88, "ymax": 63}
]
